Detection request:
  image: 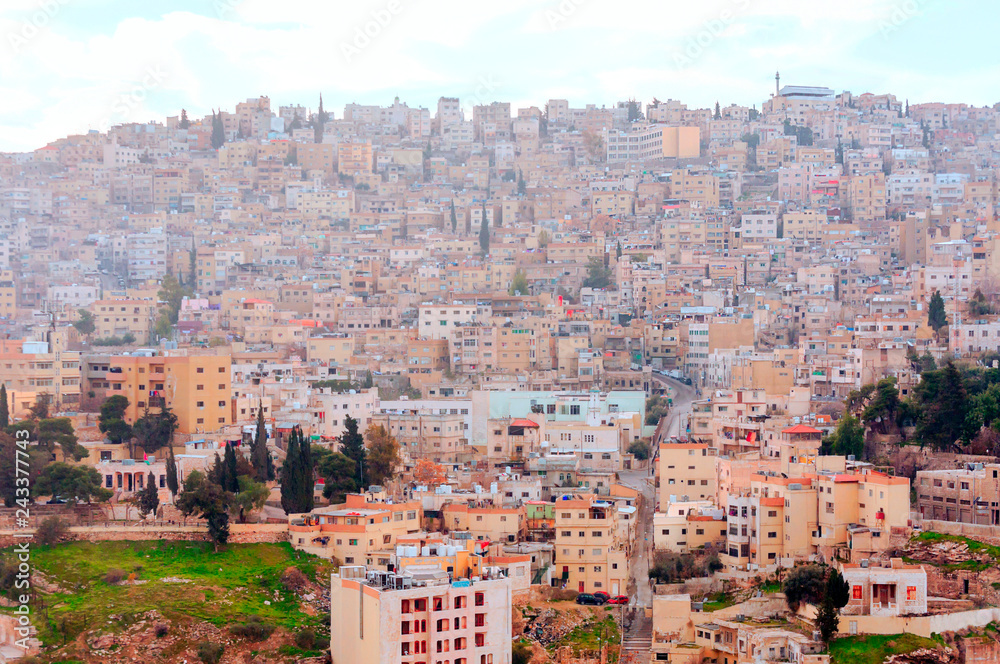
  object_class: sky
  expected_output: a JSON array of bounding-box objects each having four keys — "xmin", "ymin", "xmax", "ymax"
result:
[{"xmin": 0, "ymin": 0, "xmax": 994, "ymax": 152}]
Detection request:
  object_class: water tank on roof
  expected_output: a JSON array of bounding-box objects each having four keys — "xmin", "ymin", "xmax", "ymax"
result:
[
  {"xmin": 396, "ymin": 545, "xmax": 405, "ymax": 557},
  {"xmin": 421, "ymin": 546, "xmax": 431, "ymax": 557}
]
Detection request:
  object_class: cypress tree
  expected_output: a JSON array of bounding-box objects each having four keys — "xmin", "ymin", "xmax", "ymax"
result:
[
  {"xmin": 281, "ymin": 427, "xmax": 302, "ymax": 514},
  {"xmin": 299, "ymin": 427, "xmax": 314, "ymax": 513},
  {"xmin": 223, "ymin": 442, "xmax": 239, "ymax": 493},
  {"xmin": 210, "ymin": 452, "xmax": 224, "ymax": 486},
  {"xmin": 0, "ymin": 384, "xmax": 8, "ymax": 429},
  {"xmin": 250, "ymin": 407, "xmax": 269, "ymax": 480},
  {"xmin": 166, "ymin": 444, "xmax": 179, "ymax": 497},
  {"xmin": 211, "ymin": 109, "xmax": 225, "ymax": 150},
  {"xmin": 479, "ymin": 202, "xmax": 490, "ymax": 256},
  {"xmin": 450, "ymin": 201, "xmax": 457, "ymax": 233},
  {"xmin": 339, "ymin": 416, "xmax": 366, "ymax": 488}
]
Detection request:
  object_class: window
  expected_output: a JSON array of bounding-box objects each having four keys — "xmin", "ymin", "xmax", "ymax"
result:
[
  {"xmin": 907, "ymin": 586, "xmax": 917, "ymax": 601},
  {"xmin": 852, "ymin": 585, "xmax": 862, "ymax": 600},
  {"xmin": 474, "ymin": 592, "xmax": 484, "ymax": 607}
]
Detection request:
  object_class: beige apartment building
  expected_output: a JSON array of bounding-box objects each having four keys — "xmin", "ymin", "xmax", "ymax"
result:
[
  {"xmin": 89, "ymin": 298, "xmax": 157, "ymax": 344},
  {"xmin": 553, "ymin": 495, "xmax": 632, "ymax": 595},
  {"xmin": 659, "ymin": 442, "xmax": 719, "ymax": 506},
  {"xmin": 290, "ymin": 494, "xmax": 423, "ymax": 564},
  {"xmin": 330, "ymin": 564, "xmax": 512, "ymax": 664}
]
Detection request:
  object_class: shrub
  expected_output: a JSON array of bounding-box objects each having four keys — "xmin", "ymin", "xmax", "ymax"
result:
[
  {"xmin": 103, "ymin": 568, "xmax": 126, "ymax": 585},
  {"xmin": 294, "ymin": 629, "xmax": 314, "ymax": 649},
  {"xmin": 155, "ymin": 623, "xmax": 169, "ymax": 637},
  {"xmin": 627, "ymin": 439, "xmax": 651, "ymax": 460},
  {"xmin": 513, "ymin": 640, "xmax": 533, "ymax": 664},
  {"xmin": 281, "ymin": 566, "xmax": 308, "ymax": 591},
  {"xmin": 229, "ymin": 615, "xmax": 275, "ymax": 642},
  {"xmin": 196, "ymin": 641, "xmax": 224, "ymax": 664},
  {"xmin": 36, "ymin": 516, "xmax": 69, "ymax": 546}
]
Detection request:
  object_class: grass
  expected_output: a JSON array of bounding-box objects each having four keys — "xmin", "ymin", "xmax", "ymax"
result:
[
  {"xmin": 910, "ymin": 531, "xmax": 1000, "ymax": 572},
  {"xmin": 550, "ymin": 615, "xmax": 621, "ymax": 662},
  {"xmin": 0, "ymin": 540, "xmax": 335, "ymax": 647},
  {"xmin": 702, "ymin": 591, "xmax": 736, "ymax": 612},
  {"xmin": 829, "ymin": 633, "xmax": 941, "ymax": 664}
]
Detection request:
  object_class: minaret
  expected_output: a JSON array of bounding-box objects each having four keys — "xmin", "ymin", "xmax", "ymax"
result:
[{"xmin": 775, "ymin": 71, "xmax": 780, "ymax": 97}]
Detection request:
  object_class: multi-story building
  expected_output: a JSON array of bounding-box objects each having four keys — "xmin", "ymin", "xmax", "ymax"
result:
[
  {"xmin": 553, "ymin": 494, "xmax": 632, "ymax": 595},
  {"xmin": 81, "ymin": 351, "xmax": 232, "ymax": 435},
  {"xmin": 330, "ymin": 561, "xmax": 512, "ymax": 664}
]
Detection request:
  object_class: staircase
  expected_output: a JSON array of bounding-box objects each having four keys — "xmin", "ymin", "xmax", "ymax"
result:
[{"xmin": 621, "ymin": 611, "xmax": 652, "ymax": 660}]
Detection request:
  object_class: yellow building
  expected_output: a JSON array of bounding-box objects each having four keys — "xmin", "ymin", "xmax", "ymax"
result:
[
  {"xmin": 554, "ymin": 494, "xmax": 632, "ymax": 595},
  {"xmin": 659, "ymin": 442, "xmax": 719, "ymax": 505},
  {"xmin": 89, "ymin": 299, "xmax": 157, "ymax": 344},
  {"xmin": 82, "ymin": 352, "xmax": 232, "ymax": 435}
]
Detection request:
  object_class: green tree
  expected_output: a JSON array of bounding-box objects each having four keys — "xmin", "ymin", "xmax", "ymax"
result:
[
  {"xmin": 714, "ymin": 101, "xmax": 721, "ymax": 119},
  {"xmin": 0, "ymin": 432, "xmax": 47, "ymax": 507},
  {"xmin": 234, "ymin": 475, "xmax": 269, "ymax": 523},
  {"xmin": 298, "ymin": 427, "xmax": 314, "ymax": 514},
  {"xmin": 34, "ymin": 463, "xmax": 112, "ymax": 503},
  {"xmin": 782, "ymin": 564, "xmax": 826, "ymax": 612},
  {"xmin": 365, "ymin": 424, "xmax": 400, "ymax": 487},
  {"xmin": 280, "ymin": 427, "xmax": 305, "ymax": 514},
  {"xmin": 361, "ymin": 370, "xmax": 374, "ymax": 389},
  {"xmin": 338, "ymin": 415, "xmax": 366, "ymax": 487},
  {"xmin": 158, "ymin": 273, "xmax": 190, "ymax": 325},
  {"xmin": 250, "ymin": 408, "xmax": 272, "ymax": 481},
  {"xmin": 72, "ymin": 309, "xmax": 96, "ymax": 338},
  {"xmin": 25, "ymin": 417, "xmax": 87, "ymax": 461},
  {"xmin": 0, "ymin": 385, "xmax": 9, "ymax": 429},
  {"xmin": 479, "ymin": 204, "xmax": 490, "ymax": 255},
  {"xmin": 450, "ymin": 200, "xmax": 457, "ymax": 233},
  {"xmin": 509, "ymin": 270, "xmax": 529, "ymax": 296},
  {"xmin": 179, "ymin": 109, "xmax": 190, "ymax": 129},
  {"xmin": 223, "ymin": 442, "xmax": 239, "ymax": 494},
  {"xmin": 917, "ymin": 362, "xmax": 970, "ymax": 451},
  {"xmin": 821, "ymin": 414, "xmax": 865, "ymax": 459},
  {"xmin": 537, "ymin": 229, "xmax": 549, "ymax": 247},
  {"xmin": 828, "ymin": 569, "xmax": 851, "ymax": 609},
  {"xmin": 176, "ymin": 470, "xmax": 233, "ymax": 551},
  {"xmin": 928, "ymin": 290, "xmax": 947, "ymax": 332},
  {"xmin": 210, "ymin": 110, "xmax": 225, "ymax": 150},
  {"xmin": 166, "ymin": 444, "xmax": 179, "ymax": 497},
  {"xmin": 517, "ymin": 168, "xmax": 526, "ymax": 196},
  {"xmin": 319, "ymin": 451, "xmax": 359, "ymax": 503},
  {"xmin": 137, "ymin": 471, "xmax": 160, "ymax": 518},
  {"xmin": 860, "ymin": 378, "xmax": 900, "ymax": 434},
  {"xmin": 816, "ymin": 593, "xmax": 839, "ymax": 643},
  {"xmin": 582, "ymin": 256, "xmax": 612, "ymax": 289},
  {"xmin": 627, "ymin": 439, "xmax": 650, "ymax": 460},
  {"xmin": 132, "ymin": 406, "xmax": 178, "ymax": 455},
  {"xmin": 99, "ymin": 395, "xmax": 132, "ymax": 445},
  {"xmin": 615, "ymin": 241, "xmax": 622, "ymax": 259}
]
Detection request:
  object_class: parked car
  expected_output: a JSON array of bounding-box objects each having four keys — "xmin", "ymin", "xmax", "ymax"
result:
[
  {"xmin": 608, "ymin": 595, "xmax": 629, "ymax": 605},
  {"xmin": 593, "ymin": 591, "xmax": 610, "ymax": 602},
  {"xmin": 575, "ymin": 593, "xmax": 604, "ymax": 605}
]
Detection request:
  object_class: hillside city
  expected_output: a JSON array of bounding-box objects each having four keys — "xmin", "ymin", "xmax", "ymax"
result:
[{"xmin": 1, "ymin": 81, "xmax": 1000, "ymax": 664}]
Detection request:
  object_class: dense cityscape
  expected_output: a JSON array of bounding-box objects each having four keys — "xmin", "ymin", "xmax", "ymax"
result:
[{"xmin": 2, "ymin": 15, "xmax": 1000, "ymax": 663}]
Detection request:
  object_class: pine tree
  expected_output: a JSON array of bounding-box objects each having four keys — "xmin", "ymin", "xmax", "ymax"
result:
[
  {"xmin": 280, "ymin": 427, "xmax": 302, "ymax": 514},
  {"xmin": 250, "ymin": 407, "xmax": 270, "ymax": 481},
  {"xmin": 479, "ymin": 202, "xmax": 490, "ymax": 256},
  {"xmin": 166, "ymin": 444, "xmax": 179, "ymax": 497},
  {"xmin": 816, "ymin": 593, "xmax": 839, "ymax": 643},
  {"xmin": 179, "ymin": 109, "xmax": 190, "ymax": 129},
  {"xmin": 338, "ymin": 416, "xmax": 366, "ymax": 487},
  {"xmin": 616, "ymin": 241, "xmax": 622, "ymax": 259},
  {"xmin": 714, "ymin": 101, "xmax": 721, "ymax": 120},
  {"xmin": 0, "ymin": 385, "xmax": 8, "ymax": 429},
  {"xmin": 210, "ymin": 452, "xmax": 224, "ymax": 487},
  {"xmin": 928, "ymin": 290, "xmax": 947, "ymax": 332},
  {"xmin": 517, "ymin": 169, "xmax": 526, "ymax": 196},
  {"xmin": 450, "ymin": 201, "xmax": 457, "ymax": 233},
  {"xmin": 223, "ymin": 442, "xmax": 239, "ymax": 494},
  {"xmin": 318, "ymin": 94, "xmax": 329, "ymax": 124},
  {"xmin": 211, "ymin": 110, "xmax": 225, "ymax": 150},
  {"xmin": 298, "ymin": 427, "xmax": 314, "ymax": 513},
  {"xmin": 138, "ymin": 471, "xmax": 160, "ymax": 519}
]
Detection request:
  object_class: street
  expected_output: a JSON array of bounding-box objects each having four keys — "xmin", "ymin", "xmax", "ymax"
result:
[{"xmin": 618, "ymin": 375, "xmax": 699, "ymax": 609}]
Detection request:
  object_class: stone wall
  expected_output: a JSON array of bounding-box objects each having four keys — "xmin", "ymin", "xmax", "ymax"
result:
[
  {"xmin": 0, "ymin": 523, "xmax": 289, "ymax": 548},
  {"xmin": 916, "ymin": 520, "xmax": 1000, "ymax": 546}
]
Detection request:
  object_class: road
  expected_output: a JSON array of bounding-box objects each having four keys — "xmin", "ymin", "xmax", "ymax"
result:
[{"xmin": 617, "ymin": 375, "xmax": 700, "ymax": 610}]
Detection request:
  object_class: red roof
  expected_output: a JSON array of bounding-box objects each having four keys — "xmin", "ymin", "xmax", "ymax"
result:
[
  {"xmin": 510, "ymin": 419, "xmax": 540, "ymax": 428},
  {"xmin": 783, "ymin": 424, "xmax": 822, "ymax": 434}
]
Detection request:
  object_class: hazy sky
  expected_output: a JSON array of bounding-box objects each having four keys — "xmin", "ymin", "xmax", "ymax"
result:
[{"xmin": 0, "ymin": 0, "xmax": 993, "ymax": 151}]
